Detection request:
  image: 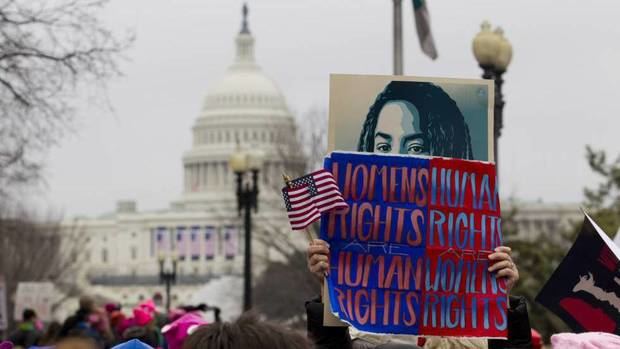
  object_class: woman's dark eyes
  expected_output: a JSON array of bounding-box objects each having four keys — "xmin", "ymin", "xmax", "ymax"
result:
[
  {"xmin": 407, "ymin": 144, "xmax": 427, "ymax": 154},
  {"xmin": 376, "ymin": 143, "xmax": 391, "ymax": 152}
]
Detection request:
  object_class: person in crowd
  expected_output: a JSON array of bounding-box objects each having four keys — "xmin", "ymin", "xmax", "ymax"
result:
[
  {"xmin": 120, "ymin": 327, "xmax": 159, "ymax": 349},
  {"xmin": 305, "ymin": 239, "xmax": 532, "ymax": 349},
  {"xmin": 162, "ymin": 313, "xmax": 207, "ymax": 349},
  {"xmin": 37, "ymin": 321, "xmax": 62, "ymax": 347},
  {"xmin": 551, "ymin": 332, "xmax": 620, "ymax": 349},
  {"xmin": 0, "ymin": 341, "xmax": 13, "ymax": 349},
  {"xmin": 139, "ymin": 299, "xmax": 167, "ymax": 332},
  {"xmin": 182, "ymin": 312, "xmax": 313, "ymax": 349},
  {"xmin": 55, "ymin": 333, "xmax": 99, "ymax": 349},
  {"xmin": 59, "ymin": 296, "xmax": 114, "ymax": 347},
  {"xmin": 122, "ymin": 306, "xmax": 164, "ymax": 348},
  {"xmin": 8, "ymin": 309, "xmax": 42, "ymax": 348}
]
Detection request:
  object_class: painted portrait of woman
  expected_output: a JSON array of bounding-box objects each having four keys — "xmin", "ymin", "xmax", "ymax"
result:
[
  {"xmin": 328, "ymin": 75, "xmax": 492, "ymax": 162},
  {"xmin": 357, "ymin": 81, "xmax": 474, "ymax": 159}
]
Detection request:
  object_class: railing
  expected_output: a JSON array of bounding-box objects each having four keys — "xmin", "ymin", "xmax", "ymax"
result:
[{"xmin": 88, "ymin": 273, "xmax": 241, "ymax": 286}]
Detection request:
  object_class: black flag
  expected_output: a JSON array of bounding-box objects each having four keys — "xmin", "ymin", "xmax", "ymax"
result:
[{"xmin": 536, "ymin": 213, "xmax": 620, "ymax": 334}]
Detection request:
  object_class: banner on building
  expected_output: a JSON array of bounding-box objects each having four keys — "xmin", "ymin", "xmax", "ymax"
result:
[
  {"xmin": 13, "ymin": 282, "xmax": 55, "ymax": 322},
  {"xmin": 156, "ymin": 227, "xmax": 170, "ymax": 256},
  {"xmin": 0, "ymin": 276, "xmax": 7, "ymax": 330},
  {"xmin": 204, "ymin": 226, "xmax": 217, "ymax": 260},
  {"xmin": 176, "ymin": 226, "xmax": 188, "ymax": 260},
  {"xmin": 320, "ymin": 151, "xmax": 506, "ymax": 338},
  {"xmin": 189, "ymin": 226, "xmax": 201, "ymax": 261},
  {"xmin": 536, "ymin": 213, "xmax": 620, "ymax": 334},
  {"xmin": 223, "ymin": 226, "xmax": 239, "ymax": 260}
]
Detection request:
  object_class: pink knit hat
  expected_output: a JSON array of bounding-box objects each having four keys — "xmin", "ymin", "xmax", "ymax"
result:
[
  {"xmin": 0, "ymin": 341, "xmax": 13, "ymax": 349},
  {"xmin": 161, "ymin": 313, "xmax": 207, "ymax": 349},
  {"xmin": 551, "ymin": 332, "xmax": 620, "ymax": 349},
  {"xmin": 138, "ymin": 299, "xmax": 157, "ymax": 314},
  {"xmin": 133, "ymin": 307, "xmax": 154, "ymax": 327}
]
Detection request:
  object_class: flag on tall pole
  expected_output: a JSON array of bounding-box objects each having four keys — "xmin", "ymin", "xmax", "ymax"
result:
[
  {"xmin": 412, "ymin": 0, "xmax": 438, "ymax": 60},
  {"xmin": 281, "ymin": 169, "xmax": 348, "ymax": 231}
]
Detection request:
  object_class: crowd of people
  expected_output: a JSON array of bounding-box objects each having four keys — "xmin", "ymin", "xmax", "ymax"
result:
[
  {"xmin": 1, "ymin": 296, "xmax": 311, "ymax": 349},
  {"xmin": 1, "ymin": 239, "xmax": 619, "ymax": 349}
]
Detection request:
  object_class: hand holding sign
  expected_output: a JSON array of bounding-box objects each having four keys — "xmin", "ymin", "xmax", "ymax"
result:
[
  {"xmin": 488, "ymin": 246, "xmax": 519, "ymax": 292},
  {"xmin": 307, "ymin": 239, "xmax": 330, "ymax": 281}
]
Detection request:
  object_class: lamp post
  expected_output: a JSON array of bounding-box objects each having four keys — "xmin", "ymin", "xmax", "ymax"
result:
[
  {"xmin": 158, "ymin": 253, "xmax": 177, "ymax": 313},
  {"xmin": 472, "ymin": 21, "xmax": 513, "ymax": 167},
  {"xmin": 229, "ymin": 147, "xmax": 263, "ymax": 312}
]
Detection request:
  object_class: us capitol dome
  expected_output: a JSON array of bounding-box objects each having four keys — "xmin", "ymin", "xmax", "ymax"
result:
[
  {"xmin": 179, "ymin": 4, "xmax": 301, "ymax": 209},
  {"xmin": 61, "ymin": 5, "xmax": 305, "ymax": 316}
]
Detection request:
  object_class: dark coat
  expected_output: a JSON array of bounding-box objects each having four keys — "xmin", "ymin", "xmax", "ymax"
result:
[
  {"xmin": 306, "ymin": 296, "xmax": 533, "ymax": 349},
  {"xmin": 8, "ymin": 323, "xmax": 41, "ymax": 349}
]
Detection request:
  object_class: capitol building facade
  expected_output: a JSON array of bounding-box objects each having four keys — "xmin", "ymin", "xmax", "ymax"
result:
[{"xmin": 66, "ymin": 8, "xmax": 305, "ymax": 311}]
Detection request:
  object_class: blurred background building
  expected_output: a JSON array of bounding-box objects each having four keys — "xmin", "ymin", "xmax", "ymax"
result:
[
  {"xmin": 64, "ymin": 9, "xmax": 303, "ymax": 311},
  {"xmin": 504, "ymin": 201, "xmax": 582, "ymax": 241}
]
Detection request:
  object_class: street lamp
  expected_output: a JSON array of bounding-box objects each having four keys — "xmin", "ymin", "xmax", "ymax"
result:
[
  {"xmin": 229, "ymin": 146, "xmax": 263, "ymax": 312},
  {"xmin": 472, "ymin": 21, "xmax": 513, "ymax": 166},
  {"xmin": 158, "ymin": 252, "xmax": 178, "ymax": 313}
]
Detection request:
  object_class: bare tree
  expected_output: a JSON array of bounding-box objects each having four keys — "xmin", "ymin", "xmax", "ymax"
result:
[
  {"xmin": 298, "ymin": 106, "xmax": 328, "ymax": 172},
  {"xmin": 0, "ymin": 0, "xmax": 132, "ymax": 195},
  {"xmin": 252, "ymin": 106, "xmax": 327, "ymax": 326},
  {"xmin": 0, "ymin": 204, "xmax": 86, "ymax": 330}
]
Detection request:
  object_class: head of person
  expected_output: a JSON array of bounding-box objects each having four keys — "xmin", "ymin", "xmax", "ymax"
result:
[
  {"xmin": 183, "ymin": 312, "xmax": 312, "ymax": 349},
  {"xmin": 153, "ymin": 293, "xmax": 163, "ymax": 307},
  {"xmin": 39, "ymin": 321, "xmax": 62, "ymax": 346},
  {"xmin": 55, "ymin": 333, "xmax": 99, "ymax": 349},
  {"xmin": 79, "ymin": 296, "xmax": 96, "ymax": 313},
  {"xmin": 22, "ymin": 308, "xmax": 37, "ymax": 323},
  {"xmin": 357, "ymin": 81, "xmax": 473, "ymax": 159},
  {"xmin": 122, "ymin": 327, "xmax": 159, "ymax": 348}
]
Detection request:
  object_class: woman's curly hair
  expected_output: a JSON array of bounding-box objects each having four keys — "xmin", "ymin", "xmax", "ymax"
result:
[{"xmin": 357, "ymin": 81, "xmax": 474, "ymax": 159}]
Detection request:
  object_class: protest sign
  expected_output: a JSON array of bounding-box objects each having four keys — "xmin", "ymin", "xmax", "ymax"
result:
[
  {"xmin": 0, "ymin": 276, "xmax": 7, "ymax": 330},
  {"xmin": 13, "ymin": 282, "xmax": 55, "ymax": 322},
  {"xmin": 536, "ymin": 213, "xmax": 620, "ymax": 334},
  {"xmin": 320, "ymin": 151, "xmax": 506, "ymax": 338},
  {"xmin": 328, "ymin": 74, "xmax": 494, "ymax": 161}
]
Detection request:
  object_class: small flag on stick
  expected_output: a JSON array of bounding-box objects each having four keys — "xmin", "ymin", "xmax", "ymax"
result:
[{"xmin": 281, "ymin": 169, "xmax": 348, "ymax": 231}]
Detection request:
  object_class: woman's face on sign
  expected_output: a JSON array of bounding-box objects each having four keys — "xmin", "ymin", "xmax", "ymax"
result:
[{"xmin": 374, "ymin": 100, "xmax": 429, "ymax": 156}]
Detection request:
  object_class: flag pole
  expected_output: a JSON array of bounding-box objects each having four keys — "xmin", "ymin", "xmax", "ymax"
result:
[
  {"xmin": 282, "ymin": 173, "xmax": 316, "ymax": 244},
  {"xmin": 393, "ymin": 0, "xmax": 404, "ymax": 75}
]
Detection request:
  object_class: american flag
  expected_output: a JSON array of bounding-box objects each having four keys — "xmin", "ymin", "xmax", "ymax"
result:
[{"xmin": 282, "ymin": 169, "xmax": 348, "ymax": 230}]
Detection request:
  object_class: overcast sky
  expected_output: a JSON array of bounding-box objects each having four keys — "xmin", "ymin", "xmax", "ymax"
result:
[{"xmin": 37, "ymin": 0, "xmax": 620, "ymax": 217}]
